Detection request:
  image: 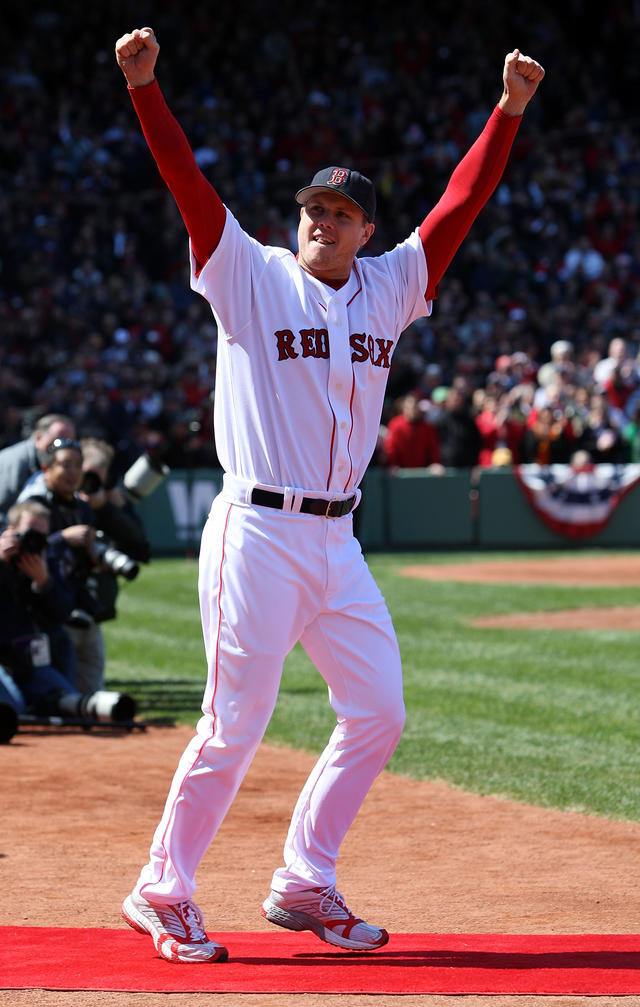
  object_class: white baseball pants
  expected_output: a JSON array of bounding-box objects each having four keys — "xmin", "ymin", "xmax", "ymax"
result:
[{"xmin": 137, "ymin": 484, "xmax": 405, "ymax": 904}]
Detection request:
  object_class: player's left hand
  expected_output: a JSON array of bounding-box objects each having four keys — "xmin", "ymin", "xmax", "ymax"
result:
[{"xmin": 499, "ymin": 49, "xmax": 545, "ymax": 117}]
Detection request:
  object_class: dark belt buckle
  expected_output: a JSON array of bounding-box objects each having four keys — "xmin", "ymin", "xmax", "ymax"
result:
[{"xmin": 326, "ymin": 497, "xmax": 352, "ymax": 518}]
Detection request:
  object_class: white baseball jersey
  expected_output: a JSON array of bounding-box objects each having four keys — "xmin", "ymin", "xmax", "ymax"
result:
[{"xmin": 191, "ymin": 208, "xmax": 432, "ymax": 493}]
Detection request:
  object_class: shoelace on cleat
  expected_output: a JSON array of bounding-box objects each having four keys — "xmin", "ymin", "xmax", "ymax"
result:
[
  {"xmin": 317, "ymin": 886, "xmax": 350, "ymax": 919},
  {"xmin": 173, "ymin": 901, "xmax": 208, "ymax": 942},
  {"xmin": 316, "ymin": 885, "xmax": 377, "ymax": 939}
]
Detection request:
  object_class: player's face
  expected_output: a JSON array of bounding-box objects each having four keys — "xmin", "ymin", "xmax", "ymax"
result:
[{"xmin": 297, "ymin": 192, "xmax": 375, "ymax": 285}]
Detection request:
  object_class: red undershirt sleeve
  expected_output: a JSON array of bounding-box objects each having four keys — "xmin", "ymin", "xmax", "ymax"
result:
[
  {"xmin": 127, "ymin": 79, "xmax": 225, "ymax": 272},
  {"xmin": 419, "ymin": 106, "xmax": 521, "ymax": 301}
]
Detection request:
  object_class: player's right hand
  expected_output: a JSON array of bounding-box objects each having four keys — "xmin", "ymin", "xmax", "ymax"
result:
[{"xmin": 115, "ymin": 27, "xmax": 159, "ymax": 88}]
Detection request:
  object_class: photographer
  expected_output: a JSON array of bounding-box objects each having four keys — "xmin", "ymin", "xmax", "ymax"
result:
[
  {"xmin": 0, "ymin": 501, "xmax": 135, "ymax": 743},
  {"xmin": 17, "ymin": 437, "xmax": 147, "ymax": 694},
  {"xmin": 77, "ymin": 437, "xmax": 151, "ymax": 633},
  {"xmin": 0, "ymin": 414, "xmax": 76, "ymax": 529},
  {"xmin": 79, "ymin": 438, "xmax": 151, "ymax": 562}
]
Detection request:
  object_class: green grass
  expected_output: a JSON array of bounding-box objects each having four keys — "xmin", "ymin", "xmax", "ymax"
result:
[{"xmin": 103, "ymin": 551, "xmax": 640, "ymax": 822}]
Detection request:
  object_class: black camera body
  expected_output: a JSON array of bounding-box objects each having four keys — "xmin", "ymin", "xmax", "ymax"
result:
[{"xmin": 16, "ymin": 529, "xmax": 48, "ymax": 556}]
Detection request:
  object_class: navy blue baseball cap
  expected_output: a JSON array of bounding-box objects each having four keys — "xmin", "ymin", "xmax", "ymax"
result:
[{"xmin": 296, "ymin": 167, "xmax": 376, "ymax": 222}]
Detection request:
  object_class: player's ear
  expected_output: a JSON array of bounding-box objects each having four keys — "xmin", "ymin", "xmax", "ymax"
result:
[{"xmin": 359, "ymin": 221, "xmax": 375, "ymax": 247}]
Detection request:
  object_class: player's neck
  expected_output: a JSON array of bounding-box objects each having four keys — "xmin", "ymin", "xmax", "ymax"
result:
[{"xmin": 296, "ymin": 255, "xmax": 351, "ymax": 290}]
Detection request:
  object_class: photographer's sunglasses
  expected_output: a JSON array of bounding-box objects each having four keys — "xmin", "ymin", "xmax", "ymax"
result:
[{"xmin": 47, "ymin": 438, "xmax": 82, "ymax": 455}]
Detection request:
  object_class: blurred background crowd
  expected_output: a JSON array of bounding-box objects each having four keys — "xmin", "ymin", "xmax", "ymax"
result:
[{"xmin": 1, "ymin": 0, "xmax": 639, "ymax": 479}]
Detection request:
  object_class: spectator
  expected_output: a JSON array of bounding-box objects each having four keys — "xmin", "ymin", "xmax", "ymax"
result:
[
  {"xmin": 593, "ymin": 338, "xmax": 632, "ymax": 391},
  {"xmin": 531, "ymin": 376, "xmax": 574, "ymax": 416},
  {"xmin": 577, "ymin": 396, "xmax": 627, "ymax": 463},
  {"xmin": 536, "ymin": 340, "xmax": 575, "ymax": 390},
  {"xmin": 561, "ymin": 236, "xmax": 605, "ymax": 282},
  {"xmin": 490, "ymin": 446, "xmax": 514, "ymax": 467},
  {"xmin": 432, "ymin": 387, "xmax": 482, "ymax": 468},
  {"xmin": 602, "ymin": 361, "xmax": 638, "ymax": 429},
  {"xmin": 0, "ymin": 500, "xmax": 135, "ymax": 742},
  {"xmin": 492, "ymin": 354, "xmax": 517, "ymax": 389},
  {"xmin": 382, "ymin": 394, "xmax": 443, "ymax": 471},
  {"xmin": 519, "ymin": 405, "xmax": 574, "ymax": 464},
  {"xmin": 474, "ymin": 388, "xmax": 526, "ymax": 467},
  {"xmin": 569, "ymin": 449, "xmax": 594, "ymax": 472},
  {"xmin": 0, "ymin": 414, "xmax": 76, "ymax": 527}
]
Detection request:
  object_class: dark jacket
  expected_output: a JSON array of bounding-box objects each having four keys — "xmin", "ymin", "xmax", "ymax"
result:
[
  {"xmin": 20, "ymin": 484, "xmax": 149, "ymax": 621},
  {"xmin": 433, "ymin": 407, "xmax": 482, "ymax": 468},
  {"xmin": 0, "ymin": 554, "xmax": 74, "ymax": 681}
]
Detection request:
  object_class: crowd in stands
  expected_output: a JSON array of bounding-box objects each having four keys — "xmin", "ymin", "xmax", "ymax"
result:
[
  {"xmin": 380, "ymin": 335, "xmax": 640, "ymax": 471},
  {"xmin": 1, "ymin": 1, "xmax": 639, "ymax": 482}
]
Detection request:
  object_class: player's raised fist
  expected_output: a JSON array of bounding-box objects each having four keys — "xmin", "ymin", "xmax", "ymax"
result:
[
  {"xmin": 115, "ymin": 27, "xmax": 159, "ymax": 88},
  {"xmin": 499, "ymin": 49, "xmax": 545, "ymax": 117}
]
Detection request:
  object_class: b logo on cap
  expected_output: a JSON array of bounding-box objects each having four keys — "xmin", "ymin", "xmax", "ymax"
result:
[{"xmin": 328, "ymin": 168, "xmax": 348, "ymax": 186}]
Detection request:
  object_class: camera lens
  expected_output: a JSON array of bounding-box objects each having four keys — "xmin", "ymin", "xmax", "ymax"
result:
[
  {"xmin": 93, "ymin": 540, "xmax": 139, "ymax": 580},
  {"xmin": 81, "ymin": 470, "xmax": 103, "ymax": 494}
]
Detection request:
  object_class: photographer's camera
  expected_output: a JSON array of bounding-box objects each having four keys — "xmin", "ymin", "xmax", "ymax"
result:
[
  {"xmin": 93, "ymin": 531, "xmax": 139, "ymax": 581},
  {"xmin": 123, "ymin": 451, "xmax": 169, "ymax": 502},
  {"xmin": 80, "ymin": 469, "xmax": 103, "ymax": 495},
  {"xmin": 15, "ymin": 528, "xmax": 48, "ymax": 556},
  {"xmin": 57, "ymin": 689, "xmax": 137, "ymax": 723}
]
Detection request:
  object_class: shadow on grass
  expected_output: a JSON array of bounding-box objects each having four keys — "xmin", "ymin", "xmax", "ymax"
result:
[{"xmin": 107, "ymin": 678, "xmax": 204, "ymax": 723}]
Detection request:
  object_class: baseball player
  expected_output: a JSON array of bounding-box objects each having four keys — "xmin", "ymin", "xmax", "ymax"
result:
[{"xmin": 115, "ymin": 27, "xmax": 544, "ymax": 964}]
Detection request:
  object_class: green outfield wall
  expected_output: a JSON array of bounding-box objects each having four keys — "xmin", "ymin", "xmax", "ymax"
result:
[{"xmin": 133, "ymin": 467, "xmax": 640, "ymax": 555}]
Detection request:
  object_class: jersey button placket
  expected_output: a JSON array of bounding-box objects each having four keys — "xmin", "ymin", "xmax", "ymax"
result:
[{"xmin": 326, "ymin": 296, "xmax": 352, "ymax": 492}]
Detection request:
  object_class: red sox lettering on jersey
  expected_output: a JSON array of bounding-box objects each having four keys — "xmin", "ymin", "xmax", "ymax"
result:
[
  {"xmin": 191, "ymin": 208, "xmax": 432, "ymax": 492},
  {"xmin": 274, "ymin": 328, "xmax": 394, "ymax": 368}
]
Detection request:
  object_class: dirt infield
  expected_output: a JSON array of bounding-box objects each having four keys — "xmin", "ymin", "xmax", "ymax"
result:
[
  {"xmin": 4, "ymin": 552, "xmax": 640, "ymax": 1007},
  {"xmin": 402, "ymin": 552, "xmax": 640, "ymax": 634},
  {"xmin": 400, "ymin": 552, "xmax": 640, "ymax": 588},
  {"xmin": 473, "ymin": 605, "xmax": 640, "ymax": 630}
]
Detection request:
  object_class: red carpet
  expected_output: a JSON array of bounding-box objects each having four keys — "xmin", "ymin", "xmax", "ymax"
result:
[{"xmin": 3, "ymin": 928, "xmax": 640, "ymax": 995}]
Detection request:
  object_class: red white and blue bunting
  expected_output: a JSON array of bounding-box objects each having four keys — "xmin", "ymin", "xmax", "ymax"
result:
[{"xmin": 514, "ymin": 463, "xmax": 640, "ymax": 539}]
